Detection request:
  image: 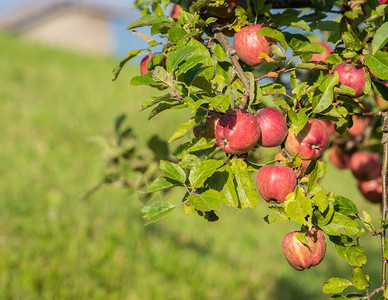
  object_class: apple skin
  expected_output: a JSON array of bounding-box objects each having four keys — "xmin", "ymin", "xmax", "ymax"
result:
[
  {"xmin": 310, "ymin": 42, "xmax": 332, "ymax": 63},
  {"xmin": 329, "ymin": 144, "xmax": 354, "ymax": 169},
  {"xmin": 193, "ymin": 112, "xmax": 220, "ymax": 138},
  {"xmin": 207, "ymin": 0, "xmax": 243, "ymax": 17},
  {"xmin": 285, "ymin": 119, "xmax": 329, "ymax": 160},
  {"xmin": 233, "ymin": 24, "xmax": 277, "ymax": 66},
  {"xmin": 319, "ymin": 119, "xmax": 337, "ymax": 137},
  {"xmin": 282, "ymin": 227, "xmax": 326, "ymax": 271},
  {"xmin": 140, "ymin": 55, "xmax": 150, "ymax": 75},
  {"xmin": 215, "ymin": 109, "xmax": 260, "ymax": 155},
  {"xmin": 375, "ymin": 80, "xmax": 388, "ymax": 110},
  {"xmin": 333, "ymin": 63, "xmax": 366, "ymax": 98},
  {"xmin": 256, "ymin": 165, "xmax": 297, "ymax": 203},
  {"xmin": 255, "ymin": 108, "xmax": 288, "ymax": 147},
  {"xmin": 348, "ymin": 116, "xmax": 370, "ymax": 137},
  {"xmin": 349, "ymin": 152, "xmax": 381, "ymax": 181},
  {"xmin": 170, "ymin": 4, "xmax": 180, "ymax": 18},
  {"xmin": 380, "ymin": 0, "xmax": 388, "ymax": 4},
  {"xmin": 357, "ymin": 177, "xmax": 382, "ymax": 203}
]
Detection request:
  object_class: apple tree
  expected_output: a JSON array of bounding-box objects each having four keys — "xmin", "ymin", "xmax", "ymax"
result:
[{"xmin": 111, "ymin": 0, "xmax": 388, "ymax": 298}]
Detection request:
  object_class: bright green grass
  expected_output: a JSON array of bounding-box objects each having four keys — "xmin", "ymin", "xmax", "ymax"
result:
[{"xmin": 0, "ymin": 33, "xmax": 382, "ymax": 300}]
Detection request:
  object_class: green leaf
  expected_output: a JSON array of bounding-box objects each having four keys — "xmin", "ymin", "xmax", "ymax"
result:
[
  {"xmin": 169, "ymin": 119, "xmax": 197, "ymax": 143},
  {"xmin": 148, "ymin": 101, "xmax": 184, "ymax": 120},
  {"xmin": 308, "ymin": 160, "xmax": 327, "ymax": 194},
  {"xmin": 207, "ymin": 167, "xmax": 239, "ymax": 208},
  {"xmin": 352, "ymin": 267, "xmax": 370, "ymax": 290},
  {"xmin": 127, "ymin": 14, "xmax": 173, "ymax": 30},
  {"xmin": 334, "ymin": 196, "xmax": 359, "ymax": 216},
  {"xmin": 140, "ymin": 94, "xmax": 172, "ymax": 111},
  {"xmin": 295, "ymin": 232, "xmax": 310, "ymax": 247},
  {"xmin": 188, "ymin": 189, "xmax": 222, "ymax": 211},
  {"xmin": 141, "ymin": 201, "xmax": 176, "ymax": 224},
  {"xmin": 189, "ymin": 0, "xmax": 213, "ymax": 12},
  {"xmin": 335, "ymin": 243, "xmax": 367, "ymax": 267},
  {"xmin": 288, "ymin": 108, "xmax": 308, "ymax": 135},
  {"xmin": 166, "ymin": 46, "xmax": 198, "ymax": 73},
  {"xmin": 312, "ymin": 72, "xmax": 339, "ymax": 113},
  {"xmin": 130, "ymin": 74, "xmax": 159, "ymax": 86},
  {"xmin": 384, "ymin": 237, "xmax": 388, "ymax": 260},
  {"xmin": 159, "ymin": 160, "xmax": 186, "ymax": 183},
  {"xmin": 176, "ymin": 55, "xmax": 209, "ymax": 77},
  {"xmin": 147, "ymin": 176, "xmax": 181, "ymax": 192},
  {"xmin": 372, "ymin": 22, "xmax": 388, "ymax": 54},
  {"xmin": 322, "ymin": 212, "xmax": 359, "ymax": 236},
  {"xmin": 284, "ymin": 188, "xmax": 312, "ymax": 225},
  {"xmin": 203, "ymin": 95, "xmax": 231, "ymax": 112},
  {"xmin": 315, "ymin": 201, "xmax": 335, "ymax": 227},
  {"xmin": 312, "ymin": 191, "xmax": 329, "ymax": 212},
  {"xmin": 112, "ymin": 49, "xmax": 143, "ymax": 80},
  {"xmin": 365, "ymin": 51, "xmax": 388, "ymax": 80},
  {"xmin": 322, "ymin": 277, "xmax": 353, "ymax": 294},
  {"xmin": 295, "ymin": 63, "xmax": 329, "ymax": 71},
  {"xmin": 256, "ymin": 27, "xmax": 287, "ymax": 51},
  {"xmin": 152, "ymin": 66, "xmax": 173, "ymax": 87},
  {"xmin": 189, "ymin": 159, "xmax": 224, "ymax": 188},
  {"xmin": 230, "ymin": 158, "xmax": 259, "ymax": 209},
  {"xmin": 264, "ymin": 206, "xmax": 289, "ymax": 224},
  {"xmin": 261, "ymin": 83, "xmax": 286, "ymax": 95},
  {"xmin": 168, "ymin": 27, "xmax": 192, "ymax": 44}
]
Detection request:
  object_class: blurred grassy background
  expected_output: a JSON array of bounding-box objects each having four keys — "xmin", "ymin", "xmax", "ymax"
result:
[{"xmin": 0, "ymin": 33, "xmax": 383, "ymax": 300}]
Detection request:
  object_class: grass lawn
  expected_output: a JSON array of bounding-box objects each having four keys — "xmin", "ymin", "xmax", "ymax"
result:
[{"xmin": 0, "ymin": 33, "xmax": 383, "ymax": 300}]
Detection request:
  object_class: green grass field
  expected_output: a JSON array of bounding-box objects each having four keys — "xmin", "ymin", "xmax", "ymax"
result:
[{"xmin": 0, "ymin": 33, "xmax": 383, "ymax": 300}]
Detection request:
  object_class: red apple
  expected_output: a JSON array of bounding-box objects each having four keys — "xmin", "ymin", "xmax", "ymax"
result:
[
  {"xmin": 233, "ymin": 24, "xmax": 277, "ymax": 66},
  {"xmin": 357, "ymin": 177, "xmax": 382, "ymax": 203},
  {"xmin": 255, "ymin": 108, "xmax": 288, "ymax": 147},
  {"xmin": 140, "ymin": 55, "xmax": 150, "ymax": 75},
  {"xmin": 380, "ymin": 0, "xmax": 388, "ymax": 4},
  {"xmin": 215, "ymin": 109, "xmax": 260, "ymax": 155},
  {"xmin": 310, "ymin": 42, "xmax": 332, "ymax": 63},
  {"xmin": 207, "ymin": 0, "xmax": 243, "ymax": 17},
  {"xmin": 319, "ymin": 119, "xmax": 337, "ymax": 137},
  {"xmin": 333, "ymin": 63, "xmax": 366, "ymax": 98},
  {"xmin": 170, "ymin": 4, "xmax": 181, "ymax": 18},
  {"xmin": 347, "ymin": 115, "xmax": 371, "ymax": 137},
  {"xmin": 349, "ymin": 151, "xmax": 381, "ymax": 181},
  {"xmin": 328, "ymin": 144, "xmax": 354, "ymax": 169},
  {"xmin": 282, "ymin": 227, "xmax": 326, "ymax": 271},
  {"xmin": 256, "ymin": 165, "xmax": 297, "ymax": 203},
  {"xmin": 375, "ymin": 80, "xmax": 388, "ymax": 110},
  {"xmin": 285, "ymin": 119, "xmax": 329, "ymax": 160}
]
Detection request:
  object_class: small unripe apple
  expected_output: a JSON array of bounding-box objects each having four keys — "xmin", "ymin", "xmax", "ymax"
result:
[
  {"xmin": 349, "ymin": 152, "xmax": 381, "ymax": 181},
  {"xmin": 256, "ymin": 165, "xmax": 297, "ymax": 203},
  {"xmin": 233, "ymin": 24, "xmax": 277, "ymax": 66},
  {"xmin": 310, "ymin": 42, "xmax": 332, "ymax": 63},
  {"xmin": 375, "ymin": 80, "xmax": 388, "ymax": 110},
  {"xmin": 255, "ymin": 108, "xmax": 288, "ymax": 147},
  {"xmin": 207, "ymin": 0, "xmax": 243, "ymax": 17},
  {"xmin": 215, "ymin": 109, "xmax": 260, "ymax": 155},
  {"xmin": 282, "ymin": 227, "xmax": 326, "ymax": 271},
  {"xmin": 357, "ymin": 177, "xmax": 382, "ymax": 203},
  {"xmin": 170, "ymin": 4, "xmax": 181, "ymax": 19},
  {"xmin": 333, "ymin": 63, "xmax": 366, "ymax": 98},
  {"xmin": 285, "ymin": 119, "xmax": 329, "ymax": 160}
]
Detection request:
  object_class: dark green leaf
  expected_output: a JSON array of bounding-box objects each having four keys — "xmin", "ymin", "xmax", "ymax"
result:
[
  {"xmin": 166, "ymin": 46, "xmax": 198, "ymax": 73},
  {"xmin": 256, "ymin": 27, "xmax": 287, "ymax": 51},
  {"xmin": 372, "ymin": 22, "xmax": 388, "ymax": 54},
  {"xmin": 308, "ymin": 160, "xmax": 327, "ymax": 194},
  {"xmin": 169, "ymin": 119, "xmax": 197, "ymax": 143},
  {"xmin": 295, "ymin": 63, "xmax": 329, "ymax": 71},
  {"xmin": 188, "ymin": 189, "xmax": 222, "ymax": 211},
  {"xmin": 334, "ymin": 196, "xmax": 359, "ymax": 216},
  {"xmin": 312, "ymin": 72, "xmax": 339, "ymax": 113}
]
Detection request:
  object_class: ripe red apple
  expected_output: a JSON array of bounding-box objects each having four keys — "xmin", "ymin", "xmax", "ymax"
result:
[
  {"xmin": 207, "ymin": 0, "xmax": 243, "ymax": 17},
  {"xmin": 319, "ymin": 119, "xmax": 337, "ymax": 137},
  {"xmin": 215, "ymin": 109, "xmax": 260, "ymax": 155},
  {"xmin": 170, "ymin": 4, "xmax": 181, "ymax": 18},
  {"xmin": 193, "ymin": 112, "xmax": 220, "ymax": 138},
  {"xmin": 140, "ymin": 55, "xmax": 150, "ymax": 75},
  {"xmin": 233, "ymin": 24, "xmax": 277, "ymax": 66},
  {"xmin": 333, "ymin": 63, "xmax": 366, "ymax": 98},
  {"xmin": 285, "ymin": 119, "xmax": 329, "ymax": 160},
  {"xmin": 347, "ymin": 115, "xmax": 370, "ymax": 137},
  {"xmin": 282, "ymin": 227, "xmax": 326, "ymax": 271},
  {"xmin": 375, "ymin": 80, "xmax": 388, "ymax": 110},
  {"xmin": 357, "ymin": 177, "xmax": 382, "ymax": 203},
  {"xmin": 349, "ymin": 151, "xmax": 381, "ymax": 181},
  {"xmin": 255, "ymin": 108, "xmax": 288, "ymax": 147},
  {"xmin": 310, "ymin": 42, "xmax": 332, "ymax": 63},
  {"xmin": 256, "ymin": 165, "xmax": 297, "ymax": 203},
  {"xmin": 328, "ymin": 144, "xmax": 354, "ymax": 169},
  {"xmin": 380, "ymin": 0, "xmax": 388, "ymax": 4}
]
